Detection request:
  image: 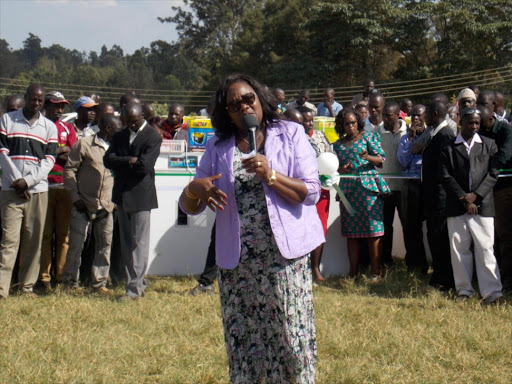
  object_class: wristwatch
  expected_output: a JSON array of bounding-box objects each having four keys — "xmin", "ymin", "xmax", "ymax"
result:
[{"xmin": 267, "ymin": 169, "xmax": 277, "ymax": 185}]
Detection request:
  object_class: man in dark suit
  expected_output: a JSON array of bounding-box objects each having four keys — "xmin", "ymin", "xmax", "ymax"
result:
[
  {"xmin": 440, "ymin": 107, "xmax": 503, "ymax": 304},
  {"xmin": 104, "ymin": 102, "xmax": 162, "ymax": 300},
  {"xmin": 421, "ymin": 100, "xmax": 456, "ymax": 291}
]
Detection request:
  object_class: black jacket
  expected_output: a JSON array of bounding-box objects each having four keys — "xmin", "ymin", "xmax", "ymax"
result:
[
  {"xmin": 104, "ymin": 123, "xmax": 162, "ymax": 212},
  {"xmin": 479, "ymin": 119, "xmax": 512, "ymax": 190},
  {"xmin": 421, "ymin": 125, "xmax": 456, "ymax": 216},
  {"xmin": 441, "ymin": 135, "xmax": 499, "ymax": 217}
]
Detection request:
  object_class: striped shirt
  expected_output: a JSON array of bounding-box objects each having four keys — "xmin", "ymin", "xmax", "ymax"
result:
[{"xmin": 0, "ymin": 109, "xmax": 58, "ymax": 193}]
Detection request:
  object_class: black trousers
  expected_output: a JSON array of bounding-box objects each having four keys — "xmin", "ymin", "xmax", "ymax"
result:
[
  {"xmin": 197, "ymin": 222, "xmax": 217, "ymax": 286},
  {"xmin": 401, "ymin": 180, "xmax": 428, "ymax": 273},
  {"xmin": 382, "ymin": 191, "xmax": 404, "ymax": 267},
  {"xmin": 426, "ymin": 214, "xmax": 455, "ymax": 289}
]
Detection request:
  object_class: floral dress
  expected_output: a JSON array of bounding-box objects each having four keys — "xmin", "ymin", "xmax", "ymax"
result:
[
  {"xmin": 218, "ymin": 146, "xmax": 317, "ymax": 384},
  {"xmin": 333, "ymin": 132, "xmax": 390, "ymax": 237},
  {"xmin": 307, "ymin": 129, "xmax": 331, "ymax": 157}
]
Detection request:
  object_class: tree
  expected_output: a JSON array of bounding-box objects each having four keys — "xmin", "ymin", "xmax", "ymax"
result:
[
  {"xmin": 22, "ymin": 33, "xmax": 43, "ymax": 67},
  {"xmin": 158, "ymin": 0, "xmax": 260, "ymax": 86}
]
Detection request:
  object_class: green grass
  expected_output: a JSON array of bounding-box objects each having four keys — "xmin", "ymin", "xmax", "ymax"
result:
[{"xmin": 1, "ymin": 264, "xmax": 511, "ymax": 384}]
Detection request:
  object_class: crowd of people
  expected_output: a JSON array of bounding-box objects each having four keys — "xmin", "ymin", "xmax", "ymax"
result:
[
  {"xmin": 0, "ymin": 76, "xmax": 511, "ymax": 383},
  {"xmin": 279, "ymin": 83, "xmax": 511, "ymax": 304}
]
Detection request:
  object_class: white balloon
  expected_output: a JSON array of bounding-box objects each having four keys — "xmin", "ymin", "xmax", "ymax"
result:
[{"xmin": 317, "ymin": 152, "xmax": 339, "ymax": 176}]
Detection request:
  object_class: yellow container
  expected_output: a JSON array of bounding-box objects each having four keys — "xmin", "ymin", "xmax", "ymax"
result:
[
  {"xmin": 189, "ymin": 118, "xmax": 213, "ymax": 129},
  {"xmin": 183, "ymin": 116, "xmax": 196, "ymax": 126},
  {"xmin": 314, "ymin": 117, "xmax": 338, "ymax": 143}
]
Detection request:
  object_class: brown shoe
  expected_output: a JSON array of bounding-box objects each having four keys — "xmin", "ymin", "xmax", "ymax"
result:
[
  {"xmin": 20, "ymin": 291, "xmax": 38, "ymax": 298},
  {"xmin": 65, "ymin": 285, "xmax": 84, "ymax": 294},
  {"xmin": 94, "ymin": 286, "xmax": 113, "ymax": 295}
]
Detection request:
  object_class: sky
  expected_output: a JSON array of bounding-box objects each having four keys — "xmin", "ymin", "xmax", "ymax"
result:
[{"xmin": 0, "ymin": 0, "xmax": 186, "ymax": 54}]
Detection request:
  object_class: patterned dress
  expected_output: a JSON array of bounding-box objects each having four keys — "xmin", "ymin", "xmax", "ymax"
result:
[
  {"xmin": 333, "ymin": 132, "xmax": 390, "ymax": 238},
  {"xmin": 307, "ymin": 130, "xmax": 331, "ymax": 157},
  {"xmin": 218, "ymin": 147, "xmax": 317, "ymax": 384}
]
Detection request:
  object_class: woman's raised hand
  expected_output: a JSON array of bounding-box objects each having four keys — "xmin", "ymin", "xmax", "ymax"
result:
[
  {"xmin": 189, "ymin": 173, "xmax": 228, "ymax": 212},
  {"xmin": 242, "ymin": 154, "xmax": 272, "ymax": 181}
]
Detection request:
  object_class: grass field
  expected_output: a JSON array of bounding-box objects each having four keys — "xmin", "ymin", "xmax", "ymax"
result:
[{"xmin": 1, "ymin": 264, "xmax": 511, "ymax": 384}]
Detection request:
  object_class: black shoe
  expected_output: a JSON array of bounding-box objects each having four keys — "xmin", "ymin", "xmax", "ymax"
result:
[
  {"xmin": 483, "ymin": 295, "xmax": 506, "ymax": 306},
  {"xmin": 186, "ymin": 284, "xmax": 215, "ymax": 296}
]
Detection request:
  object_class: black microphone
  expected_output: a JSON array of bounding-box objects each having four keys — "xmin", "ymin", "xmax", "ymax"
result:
[{"xmin": 242, "ymin": 114, "xmax": 259, "ymax": 154}]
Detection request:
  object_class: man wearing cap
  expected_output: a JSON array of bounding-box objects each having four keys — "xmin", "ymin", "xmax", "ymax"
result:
[
  {"xmin": 63, "ymin": 114, "xmax": 122, "ymax": 294},
  {"xmin": 38, "ymin": 91, "xmax": 77, "ymax": 290},
  {"xmin": 0, "ymin": 83, "xmax": 58, "ymax": 298},
  {"xmin": 74, "ymin": 96, "xmax": 98, "ymax": 138},
  {"xmin": 457, "ymin": 88, "xmax": 477, "ymax": 111}
]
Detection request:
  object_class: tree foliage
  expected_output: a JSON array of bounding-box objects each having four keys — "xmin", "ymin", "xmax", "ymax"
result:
[{"xmin": 1, "ymin": 0, "xmax": 511, "ymax": 104}]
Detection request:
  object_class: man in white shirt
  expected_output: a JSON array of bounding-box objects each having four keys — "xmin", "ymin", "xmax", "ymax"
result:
[
  {"xmin": 364, "ymin": 93, "xmax": 385, "ymax": 133},
  {"xmin": 440, "ymin": 107, "xmax": 503, "ymax": 304},
  {"xmin": 375, "ymin": 102, "xmax": 407, "ymax": 268},
  {"xmin": 287, "ymin": 89, "xmax": 317, "ymax": 115}
]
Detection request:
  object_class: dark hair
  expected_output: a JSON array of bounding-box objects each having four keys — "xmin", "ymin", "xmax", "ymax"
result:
[
  {"xmin": 119, "ymin": 92, "xmax": 141, "ymax": 108},
  {"xmin": 296, "ymin": 105, "xmax": 314, "ymax": 115},
  {"xmin": 148, "ymin": 116, "xmax": 166, "ymax": 130},
  {"xmin": 335, "ymin": 108, "xmax": 364, "ymax": 138},
  {"xmin": 384, "ymin": 101, "xmax": 400, "ymax": 113},
  {"xmin": 283, "ymin": 108, "xmax": 303, "ymax": 124},
  {"xmin": 211, "ymin": 73, "xmax": 280, "ymax": 143},
  {"xmin": 99, "ymin": 114, "xmax": 121, "ymax": 128}
]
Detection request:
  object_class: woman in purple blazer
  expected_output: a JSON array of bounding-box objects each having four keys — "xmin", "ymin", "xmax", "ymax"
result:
[{"xmin": 179, "ymin": 74, "xmax": 324, "ymax": 384}]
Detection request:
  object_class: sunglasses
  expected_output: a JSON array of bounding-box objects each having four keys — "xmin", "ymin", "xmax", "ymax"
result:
[
  {"xmin": 460, "ymin": 108, "xmax": 481, "ymax": 119},
  {"xmin": 226, "ymin": 92, "xmax": 256, "ymax": 113}
]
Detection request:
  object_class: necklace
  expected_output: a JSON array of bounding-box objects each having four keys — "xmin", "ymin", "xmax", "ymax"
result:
[{"xmin": 344, "ymin": 133, "xmax": 359, "ymax": 144}]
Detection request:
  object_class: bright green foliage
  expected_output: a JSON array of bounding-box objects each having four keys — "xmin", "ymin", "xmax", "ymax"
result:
[{"xmin": 0, "ymin": 0, "xmax": 511, "ymax": 103}]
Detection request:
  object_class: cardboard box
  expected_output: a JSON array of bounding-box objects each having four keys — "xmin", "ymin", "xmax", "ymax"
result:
[
  {"xmin": 314, "ymin": 117, "xmax": 338, "ymax": 143},
  {"xmin": 188, "ymin": 118, "xmax": 213, "ymax": 129},
  {"xmin": 188, "ymin": 127, "xmax": 215, "ymax": 150}
]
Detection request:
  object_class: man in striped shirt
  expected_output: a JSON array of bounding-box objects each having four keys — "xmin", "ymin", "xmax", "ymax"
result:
[{"xmin": 0, "ymin": 84, "xmax": 58, "ymax": 298}]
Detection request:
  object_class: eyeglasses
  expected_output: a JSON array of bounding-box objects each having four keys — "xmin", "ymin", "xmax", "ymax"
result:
[
  {"xmin": 460, "ymin": 108, "xmax": 481, "ymax": 119},
  {"xmin": 226, "ymin": 92, "xmax": 256, "ymax": 113}
]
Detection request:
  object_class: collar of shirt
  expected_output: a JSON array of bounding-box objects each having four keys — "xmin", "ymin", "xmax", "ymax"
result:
[
  {"xmin": 431, "ymin": 119, "xmax": 448, "ymax": 137},
  {"xmin": 364, "ymin": 118, "xmax": 384, "ymax": 132},
  {"xmin": 94, "ymin": 135, "xmax": 110, "ymax": 150},
  {"xmin": 376, "ymin": 119, "xmax": 407, "ymax": 135},
  {"xmin": 13, "ymin": 108, "xmax": 49, "ymax": 129},
  {"xmin": 494, "ymin": 111, "xmax": 507, "ymax": 122},
  {"xmin": 129, "ymin": 120, "xmax": 147, "ymax": 142},
  {"xmin": 455, "ymin": 132, "xmax": 482, "ymax": 154}
]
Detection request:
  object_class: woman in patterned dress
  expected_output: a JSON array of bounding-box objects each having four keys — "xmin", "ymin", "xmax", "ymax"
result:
[
  {"xmin": 179, "ymin": 74, "xmax": 324, "ymax": 384},
  {"xmin": 298, "ymin": 105, "xmax": 333, "ymax": 282},
  {"xmin": 333, "ymin": 109, "xmax": 390, "ymax": 278}
]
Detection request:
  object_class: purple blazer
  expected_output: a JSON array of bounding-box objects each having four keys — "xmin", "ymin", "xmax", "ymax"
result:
[{"xmin": 180, "ymin": 119, "xmax": 325, "ymax": 269}]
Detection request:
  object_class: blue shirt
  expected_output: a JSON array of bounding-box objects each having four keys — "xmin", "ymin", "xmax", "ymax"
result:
[
  {"xmin": 397, "ymin": 133, "xmax": 422, "ymax": 175},
  {"xmin": 316, "ymin": 101, "xmax": 343, "ymax": 117}
]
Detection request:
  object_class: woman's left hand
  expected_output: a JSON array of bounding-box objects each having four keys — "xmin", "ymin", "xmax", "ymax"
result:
[{"xmin": 242, "ymin": 154, "xmax": 272, "ymax": 181}]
